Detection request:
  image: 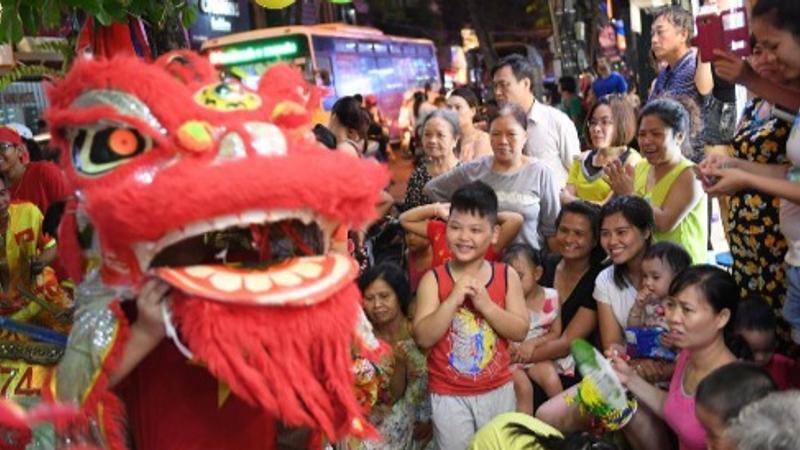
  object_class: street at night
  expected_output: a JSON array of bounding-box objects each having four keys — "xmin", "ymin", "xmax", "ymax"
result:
[{"xmin": 0, "ymin": 0, "xmax": 797, "ymax": 449}]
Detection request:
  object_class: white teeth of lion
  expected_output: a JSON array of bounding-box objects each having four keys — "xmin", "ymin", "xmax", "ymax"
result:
[
  {"xmin": 239, "ymin": 210, "xmax": 268, "ymax": 226},
  {"xmin": 157, "ymin": 229, "xmax": 184, "ymax": 253},
  {"xmin": 266, "ymin": 209, "xmax": 292, "ymax": 223},
  {"xmin": 300, "ymin": 209, "xmax": 317, "ymax": 225},
  {"xmin": 265, "ymin": 209, "xmax": 315, "ymax": 225},
  {"xmin": 185, "ymin": 266, "xmax": 216, "ymax": 278},
  {"xmin": 213, "ymin": 214, "xmax": 239, "ymax": 230},
  {"xmin": 184, "ymin": 220, "xmax": 213, "ymax": 241},
  {"xmin": 296, "ymin": 209, "xmax": 314, "ymax": 225},
  {"xmin": 292, "ymin": 260, "xmax": 324, "ymax": 278},
  {"xmin": 270, "ymin": 271, "xmax": 303, "ymax": 287},
  {"xmin": 242, "ymin": 273, "xmax": 273, "ymax": 291},
  {"xmin": 133, "ymin": 242, "xmax": 157, "ymax": 271},
  {"xmin": 209, "ymin": 271, "xmax": 243, "ymax": 292}
]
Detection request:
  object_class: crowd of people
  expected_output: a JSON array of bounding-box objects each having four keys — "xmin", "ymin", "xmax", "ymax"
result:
[{"xmin": 301, "ymin": 1, "xmax": 800, "ymax": 449}]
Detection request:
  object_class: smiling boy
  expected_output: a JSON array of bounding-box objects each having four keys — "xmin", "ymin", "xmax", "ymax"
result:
[{"xmin": 412, "ymin": 181, "xmax": 529, "ymax": 450}]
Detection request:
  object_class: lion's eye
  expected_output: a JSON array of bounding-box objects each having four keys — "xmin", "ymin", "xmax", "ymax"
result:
[{"xmin": 72, "ymin": 127, "xmax": 151, "ymax": 176}]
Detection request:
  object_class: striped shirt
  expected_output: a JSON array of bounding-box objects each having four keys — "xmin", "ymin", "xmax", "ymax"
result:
[{"xmin": 649, "ymin": 48, "xmax": 700, "ymax": 106}]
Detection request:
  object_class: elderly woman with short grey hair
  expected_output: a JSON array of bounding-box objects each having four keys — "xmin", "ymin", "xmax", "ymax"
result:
[
  {"xmin": 403, "ymin": 109, "xmax": 461, "ymax": 210},
  {"xmin": 727, "ymin": 391, "xmax": 800, "ymax": 450}
]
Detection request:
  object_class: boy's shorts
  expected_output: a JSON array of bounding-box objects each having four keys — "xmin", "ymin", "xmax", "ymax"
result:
[{"xmin": 430, "ymin": 382, "xmax": 515, "ymax": 450}]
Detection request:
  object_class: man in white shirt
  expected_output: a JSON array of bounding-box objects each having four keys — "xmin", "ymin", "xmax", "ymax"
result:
[{"xmin": 492, "ymin": 55, "xmax": 581, "ymax": 188}]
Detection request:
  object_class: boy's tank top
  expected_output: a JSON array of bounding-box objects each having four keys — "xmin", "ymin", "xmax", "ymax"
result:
[{"xmin": 427, "ymin": 261, "xmax": 512, "ymax": 395}]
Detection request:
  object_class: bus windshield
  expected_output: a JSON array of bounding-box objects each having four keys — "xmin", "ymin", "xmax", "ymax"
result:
[{"xmin": 206, "ymin": 34, "xmax": 313, "ymax": 87}]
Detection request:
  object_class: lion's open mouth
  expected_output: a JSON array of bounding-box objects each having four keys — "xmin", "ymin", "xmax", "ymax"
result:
[{"xmin": 132, "ymin": 209, "xmax": 358, "ymax": 306}]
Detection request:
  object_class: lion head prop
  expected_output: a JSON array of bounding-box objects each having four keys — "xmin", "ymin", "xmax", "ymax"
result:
[{"xmin": 38, "ymin": 51, "xmax": 389, "ymax": 449}]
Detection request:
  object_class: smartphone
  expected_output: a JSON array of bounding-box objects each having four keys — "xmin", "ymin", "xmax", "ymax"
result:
[{"xmin": 694, "ymin": 5, "xmax": 750, "ymax": 62}]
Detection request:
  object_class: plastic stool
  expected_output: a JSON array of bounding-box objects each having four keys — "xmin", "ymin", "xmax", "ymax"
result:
[{"xmin": 715, "ymin": 251, "xmax": 733, "ymax": 268}]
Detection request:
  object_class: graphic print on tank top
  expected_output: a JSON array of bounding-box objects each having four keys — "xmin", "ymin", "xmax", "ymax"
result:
[{"xmin": 448, "ymin": 306, "xmax": 498, "ymax": 376}]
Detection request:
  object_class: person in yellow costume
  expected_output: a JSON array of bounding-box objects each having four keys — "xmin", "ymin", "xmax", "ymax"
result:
[
  {"xmin": 606, "ymin": 97, "xmax": 707, "ymax": 264},
  {"xmin": 0, "ymin": 174, "xmax": 68, "ymax": 411},
  {"xmin": 0, "ymin": 174, "xmax": 61, "ymax": 326},
  {"xmin": 468, "ymin": 412, "xmax": 618, "ymax": 450}
]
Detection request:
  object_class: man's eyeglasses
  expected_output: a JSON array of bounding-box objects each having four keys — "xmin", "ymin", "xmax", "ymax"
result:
[{"xmin": 0, "ymin": 143, "xmax": 17, "ymax": 152}]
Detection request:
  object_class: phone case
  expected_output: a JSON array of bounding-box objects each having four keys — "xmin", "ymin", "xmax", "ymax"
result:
[
  {"xmin": 721, "ymin": 6, "xmax": 750, "ymax": 57},
  {"xmin": 694, "ymin": 6, "xmax": 750, "ymax": 62},
  {"xmin": 695, "ymin": 13, "xmax": 725, "ymax": 63}
]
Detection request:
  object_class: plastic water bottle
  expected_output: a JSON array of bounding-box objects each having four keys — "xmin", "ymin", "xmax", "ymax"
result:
[{"xmin": 570, "ymin": 339, "xmax": 634, "ymax": 430}]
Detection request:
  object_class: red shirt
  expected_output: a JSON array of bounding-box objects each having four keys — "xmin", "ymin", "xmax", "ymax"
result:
[
  {"xmin": 427, "ymin": 220, "xmax": 499, "ymax": 268},
  {"xmin": 766, "ymin": 353, "xmax": 800, "ymax": 390},
  {"xmin": 407, "ymin": 250, "xmax": 427, "ymax": 294},
  {"xmin": 10, "ymin": 161, "xmax": 70, "ymax": 215},
  {"xmin": 427, "ymin": 262, "xmax": 512, "ymax": 395},
  {"xmin": 118, "ymin": 340, "xmax": 278, "ymax": 450}
]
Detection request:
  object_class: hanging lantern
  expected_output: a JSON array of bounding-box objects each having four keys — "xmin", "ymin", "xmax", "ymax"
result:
[{"xmin": 254, "ymin": 0, "xmax": 296, "ymax": 9}]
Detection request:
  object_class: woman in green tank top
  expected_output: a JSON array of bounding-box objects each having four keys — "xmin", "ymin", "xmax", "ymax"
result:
[{"xmin": 605, "ymin": 98, "xmax": 707, "ymax": 264}]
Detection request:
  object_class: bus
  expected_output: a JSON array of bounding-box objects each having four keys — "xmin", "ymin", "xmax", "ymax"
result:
[{"xmin": 201, "ymin": 24, "xmax": 440, "ymax": 135}]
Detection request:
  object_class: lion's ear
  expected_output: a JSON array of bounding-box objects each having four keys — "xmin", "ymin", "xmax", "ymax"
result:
[
  {"xmin": 155, "ymin": 50, "xmax": 220, "ymax": 87},
  {"xmin": 257, "ymin": 64, "xmax": 325, "ymax": 129}
]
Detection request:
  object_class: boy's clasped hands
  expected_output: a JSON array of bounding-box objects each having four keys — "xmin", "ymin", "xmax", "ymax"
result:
[{"xmin": 451, "ymin": 274, "xmax": 492, "ymax": 311}]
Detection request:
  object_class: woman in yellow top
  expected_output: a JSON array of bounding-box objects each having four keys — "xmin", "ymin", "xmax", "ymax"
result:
[
  {"xmin": 606, "ymin": 97, "xmax": 707, "ymax": 264},
  {"xmin": 561, "ymin": 95, "xmax": 639, "ymax": 205}
]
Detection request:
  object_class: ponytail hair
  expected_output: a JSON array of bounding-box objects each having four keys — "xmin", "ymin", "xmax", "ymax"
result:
[
  {"xmin": 331, "ymin": 96, "xmax": 371, "ymax": 140},
  {"xmin": 668, "ymin": 265, "xmax": 751, "ymax": 360}
]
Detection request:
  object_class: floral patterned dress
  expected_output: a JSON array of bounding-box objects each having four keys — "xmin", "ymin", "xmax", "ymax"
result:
[
  {"xmin": 404, "ymin": 164, "xmax": 433, "ymax": 210},
  {"xmin": 728, "ymin": 99, "xmax": 790, "ymax": 347},
  {"xmin": 340, "ymin": 326, "xmax": 435, "ymax": 450}
]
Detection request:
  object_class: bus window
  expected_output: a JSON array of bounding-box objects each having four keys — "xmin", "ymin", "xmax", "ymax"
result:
[
  {"xmin": 359, "ymin": 55, "xmax": 377, "ymax": 74},
  {"xmin": 334, "ymin": 40, "xmax": 357, "ymax": 53},
  {"xmin": 316, "ymin": 56, "xmax": 334, "ymax": 87},
  {"xmin": 394, "ymin": 56, "xmax": 414, "ymax": 89},
  {"xmin": 357, "ymin": 42, "xmax": 373, "ymax": 54},
  {"xmin": 377, "ymin": 56, "xmax": 400, "ymax": 91},
  {"xmin": 333, "ymin": 53, "xmax": 370, "ymax": 97},
  {"xmin": 312, "ymin": 35, "xmax": 334, "ymax": 52}
]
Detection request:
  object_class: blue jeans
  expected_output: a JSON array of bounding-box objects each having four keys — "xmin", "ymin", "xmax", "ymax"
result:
[{"xmin": 783, "ymin": 264, "xmax": 800, "ymax": 344}]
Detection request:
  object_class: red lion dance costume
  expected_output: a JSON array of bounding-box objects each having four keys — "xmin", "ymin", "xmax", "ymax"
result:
[{"xmin": 28, "ymin": 51, "xmax": 388, "ymax": 449}]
